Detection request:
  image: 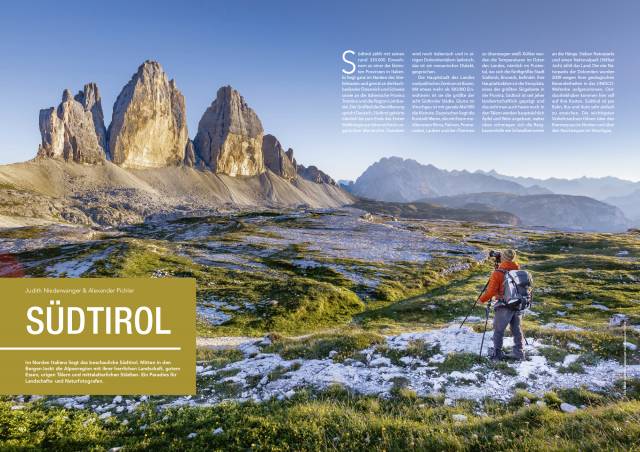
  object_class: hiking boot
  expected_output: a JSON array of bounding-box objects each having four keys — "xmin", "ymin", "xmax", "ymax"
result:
[
  {"xmin": 489, "ymin": 348, "xmax": 503, "ymax": 361},
  {"xmin": 504, "ymin": 351, "xmax": 525, "ymax": 361}
]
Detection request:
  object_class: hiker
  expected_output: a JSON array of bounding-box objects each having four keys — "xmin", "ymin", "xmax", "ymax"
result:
[{"xmin": 479, "ymin": 249, "xmax": 526, "ymax": 361}]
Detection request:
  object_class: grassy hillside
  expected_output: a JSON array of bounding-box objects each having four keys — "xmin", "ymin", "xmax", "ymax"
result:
[
  {"xmin": 1, "ymin": 210, "xmax": 639, "ymax": 450},
  {"xmin": 2, "ymin": 389, "xmax": 640, "ymax": 450}
]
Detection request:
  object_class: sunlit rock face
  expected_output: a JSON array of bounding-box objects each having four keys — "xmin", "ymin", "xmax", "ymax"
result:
[
  {"xmin": 37, "ymin": 84, "xmax": 107, "ymax": 164},
  {"xmin": 193, "ymin": 86, "xmax": 264, "ymax": 176},
  {"xmin": 262, "ymin": 134, "xmax": 297, "ymax": 181},
  {"xmin": 108, "ymin": 60, "xmax": 188, "ymax": 169}
]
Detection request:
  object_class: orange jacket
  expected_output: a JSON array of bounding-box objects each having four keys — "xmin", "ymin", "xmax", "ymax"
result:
[{"xmin": 479, "ymin": 261, "xmax": 520, "ymax": 303}]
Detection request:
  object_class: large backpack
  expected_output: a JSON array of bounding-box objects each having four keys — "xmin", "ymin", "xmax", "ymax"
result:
[{"xmin": 498, "ymin": 269, "xmax": 533, "ymax": 311}]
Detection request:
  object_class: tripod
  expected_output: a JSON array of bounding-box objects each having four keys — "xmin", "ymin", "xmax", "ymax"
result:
[
  {"xmin": 458, "ymin": 276, "xmax": 492, "ymax": 358},
  {"xmin": 459, "ymin": 277, "xmax": 491, "ymax": 329},
  {"xmin": 479, "ymin": 300, "xmax": 491, "ymax": 357}
]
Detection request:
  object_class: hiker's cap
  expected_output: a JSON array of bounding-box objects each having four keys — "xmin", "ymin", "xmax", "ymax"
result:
[{"xmin": 502, "ymin": 249, "xmax": 516, "ymax": 261}]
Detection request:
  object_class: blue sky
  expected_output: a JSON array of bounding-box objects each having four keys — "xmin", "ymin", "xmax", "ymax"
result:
[{"xmin": 0, "ymin": 0, "xmax": 638, "ymax": 181}]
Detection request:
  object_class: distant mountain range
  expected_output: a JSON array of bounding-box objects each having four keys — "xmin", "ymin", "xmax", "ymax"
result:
[
  {"xmin": 345, "ymin": 157, "xmax": 635, "ymax": 231},
  {"xmin": 348, "ymin": 157, "xmax": 550, "ymax": 202},
  {"xmin": 476, "ymin": 169, "xmax": 640, "ymax": 201}
]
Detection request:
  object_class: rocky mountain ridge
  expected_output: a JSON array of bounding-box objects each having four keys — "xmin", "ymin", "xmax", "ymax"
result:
[
  {"xmin": 478, "ymin": 169, "xmax": 640, "ymax": 201},
  {"xmin": 35, "ymin": 60, "xmax": 332, "ymax": 186},
  {"xmin": 262, "ymin": 134, "xmax": 297, "ymax": 181},
  {"xmin": 349, "ymin": 157, "xmax": 550, "ymax": 202},
  {"xmin": 348, "ymin": 157, "xmax": 632, "ymax": 231},
  {"xmin": 476, "ymin": 169, "xmax": 640, "ymax": 223}
]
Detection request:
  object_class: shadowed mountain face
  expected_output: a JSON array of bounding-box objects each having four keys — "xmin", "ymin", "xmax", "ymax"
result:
[
  {"xmin": 37, "ymin": 85, "xmax": 107, "ymax": 164},
  {"xmin": 262, "ymin": 134, "xmax": 296, "ymax": 181},
  {"xmin": 606, "ymin": 189, "xmax": 640, "ymax": 223},
  {"xmin": 350, "ymin": 157, "xmax": 549, "ymax": 202},
  {"xmin": 425, "ymin": 192, "xmax": 630, "ymax": 232}
]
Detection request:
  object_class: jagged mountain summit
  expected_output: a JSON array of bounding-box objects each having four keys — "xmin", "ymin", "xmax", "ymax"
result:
[
  {"xmin": 33, "ymin": 60, "xmax": 336, "ymax": 187},
  {"xmin": 297, "ymin": 164, "xmax": 336, "ymax": 186},
  {"xmin": 108, "ymin": 61, "xmax": 190, "ymax": 169},
  {"xmin": 193, "ymin": 86, "xmax": 265, "ymax": 176},
  {"xmin": 75, "ymin": 83, "xmax": 108, "ymax": 156},
  {"xmin": 37, "ymin": 84, "xmax": 107, "ymax": 164}
]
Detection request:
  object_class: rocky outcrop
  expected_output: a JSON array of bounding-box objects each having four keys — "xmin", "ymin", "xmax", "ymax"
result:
[
  {"xmin": 193, "ymin": 86, "xmax": 264, "ymax": 176},
  {"xmin": 32, "ymin": 61, "xmax": 342, "ymax": 190},
  {"xmin": 74, "ymin": 83, "xmax": 108, "ymax": 155},
  {"xmin": 38, "ymin": 109, "xmax": 64, "ymax": 159},
  {"xmin": 286, "ymin": 148, "xmax": 296, "ymax": 167},
  {"xmin": 184, "ymin": 140, "xmax": 196, "ymax": 167},
  {"xmin": 37, "ymin": 85, "xmax": 107, "ymax": 164},
  {"xmin": 262, "ymin": 134, "xmax": 296, "ymax": 181},
  {"xmin": 108, "ymin": 61, "xmax": 188, "ymax": 169},
  {"xmin": 297, "ymin": 164, "xmax": 336, "ymax": 185},
  {"xmin": 260, "ymin": 134, "xmax": 336, "ymax": 185}
]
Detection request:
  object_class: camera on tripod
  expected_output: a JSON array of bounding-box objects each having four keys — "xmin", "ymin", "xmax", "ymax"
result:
[{"xmin": 488, "ymin": 250, "xmax": 501, "ymax": 268}]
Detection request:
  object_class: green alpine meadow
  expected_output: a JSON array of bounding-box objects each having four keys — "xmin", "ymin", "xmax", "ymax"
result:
[{"xmin": 1, "ymin": 210, "xmax": 639, "ymax": 450}]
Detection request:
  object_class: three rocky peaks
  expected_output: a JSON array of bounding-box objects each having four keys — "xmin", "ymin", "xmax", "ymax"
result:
[{"xmin": 37, "ymin": 60, "xmax": 335, "ymax": 185}]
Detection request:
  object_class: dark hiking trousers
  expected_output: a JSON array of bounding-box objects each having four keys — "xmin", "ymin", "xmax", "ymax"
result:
[{"xmin": 492, "ymin": 306, "xmax": 525, "ymax": 358}]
